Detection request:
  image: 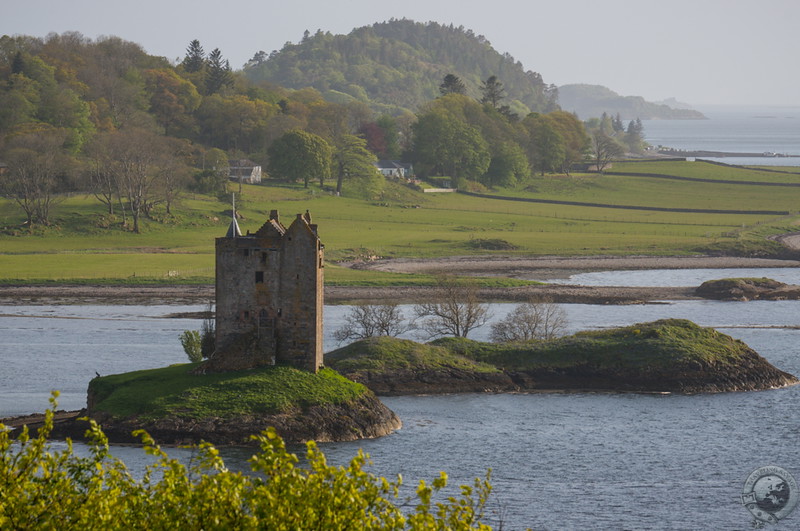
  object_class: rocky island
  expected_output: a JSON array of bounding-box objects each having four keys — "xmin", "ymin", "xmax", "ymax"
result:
[
  {"xmin": 696, "ymin": 277, "xmax": 800, "ymax": 301},
  {"xmin": 327, "ymin": 319, "xmax": 798, "ymax": 395}
]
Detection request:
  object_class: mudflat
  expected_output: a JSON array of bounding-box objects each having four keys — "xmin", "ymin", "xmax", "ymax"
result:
[{"xmin": 1, "ymin": 255, "xmax": 798, "ymax": 306}]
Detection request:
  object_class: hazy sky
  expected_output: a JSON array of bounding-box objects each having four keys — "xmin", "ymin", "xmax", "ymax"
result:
[{"xmin": 4, "ymin": 0, "xmax": 799, "ymax": 107}]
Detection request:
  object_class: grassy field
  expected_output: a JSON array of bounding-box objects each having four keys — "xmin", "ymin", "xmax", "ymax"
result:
[{"xmin": 1, "ymin": 160, "xmax": 799, "ymax": 283}]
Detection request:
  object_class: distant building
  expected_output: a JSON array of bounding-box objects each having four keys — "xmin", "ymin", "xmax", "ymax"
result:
[
  {"xmin": 202, "ymin": 209, "xmax": 324, "ymax": 373},
  {"xmin": 374, "ymin": 160, "xmax": 414, "ymax": 179},
  {"xmin": 228, "ymin": 159, "xmax": 262, "ymax": 184}
]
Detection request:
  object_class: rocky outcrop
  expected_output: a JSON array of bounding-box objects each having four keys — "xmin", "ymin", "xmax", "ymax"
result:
[
  {"xmin": 503, "ymin": 350, "xmax": 798, "ymax": 394},
  {"xmin": 33, "ymin": 393, "xmax": 401, "ymax": 446},
  {"xmin": 696, "ymin": 278, "xmax": 800, "ymax": 301},
  {"xmin": 344, "ymin": 367, "xmax": 517, "ymax": 396}
]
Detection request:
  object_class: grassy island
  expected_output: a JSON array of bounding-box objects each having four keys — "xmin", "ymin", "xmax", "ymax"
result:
[
  {"xmin": 327, "ymin": 319, "xmax": 798, "ymax": 394},
  {"xmin": 76, "ymin": 365, "xmax": 400, "ymax": 445}
]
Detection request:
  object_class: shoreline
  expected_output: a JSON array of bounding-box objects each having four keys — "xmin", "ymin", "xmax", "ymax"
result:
[{"xmin": 2, "ymin": 255, "xmax": 798, "ymax": 306}]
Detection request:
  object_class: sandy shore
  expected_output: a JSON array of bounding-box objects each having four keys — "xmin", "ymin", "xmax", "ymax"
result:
[{"xmin": 2, "ymin": 255, "xmax": 798, "ymax": 306}]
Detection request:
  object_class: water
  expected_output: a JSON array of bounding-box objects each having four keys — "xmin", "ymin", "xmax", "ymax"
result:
[
  {"xmin": 546, "ymin": 267, "xmax": 800, "ymax": 287},
  {"xmin": 643, "ymin": 105, "xmax": 800, "ymax": 166},
  {"xmin": 2, "ymin": 271, "xmax": 800, "ymax": 529}
]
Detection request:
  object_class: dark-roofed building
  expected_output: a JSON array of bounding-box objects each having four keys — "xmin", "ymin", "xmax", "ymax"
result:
[{"xmin": 202, "ymin": 209, "xmax": 324, "ymax": 373}]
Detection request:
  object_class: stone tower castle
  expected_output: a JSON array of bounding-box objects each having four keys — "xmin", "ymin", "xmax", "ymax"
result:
[{"xmin": 202, "ymin": 209, "xmax": 324, "ymax": 373}]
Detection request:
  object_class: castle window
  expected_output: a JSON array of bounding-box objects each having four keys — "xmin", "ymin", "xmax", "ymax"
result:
[
  {"xmin": 243, "ymin": 310, "xmax": 250, "ymax": 320},
  {"xmin": 255, "ymin": 271, "xmax": 264, "ymax": 283},
  {"xmin": 241, "ymin": 249, "xmax": 250, "ymax": 257},
  {"xmin": 260, "ymin": 252, "xmax": 267, "ymax": 264}
]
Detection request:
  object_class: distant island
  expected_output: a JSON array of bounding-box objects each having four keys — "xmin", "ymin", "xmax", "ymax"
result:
[{"xmin": 558, "ymin": 84, "xmax": 707, "ymax": 120}]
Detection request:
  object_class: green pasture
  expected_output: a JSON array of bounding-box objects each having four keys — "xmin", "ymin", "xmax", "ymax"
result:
[
  {"xmin": 1, "ymin": 160, "xmax": 799, "ymax": 283},
  {"xmin": 613, "ymin": 160, "xmax": 800, "ymax": 184}
]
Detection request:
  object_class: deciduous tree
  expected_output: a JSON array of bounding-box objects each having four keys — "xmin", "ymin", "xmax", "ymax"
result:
[
  {"xmin": 267, "ymin": 130, "xmax": 331, "ymax": 188},
  {"xmin": 414, "ymin": 273, "xmax": 491, "ymax": 339},
  {"xmin": 590, "ymin": 131, "xmax": 624, "ymax": 173},
  {"xmin": 490, "ymin": 300, "xmax": 568, "ymax": 342},
  {"xmin": 1, "ymin": 127, "xmax": 71, "ymax": 225},
  {"xmin": 332, "ymin": 134, "xmax": 382, "ymax": 197},
  {"xmin": 334, "ymin": 304, "xmax": 412, "ymax": 343}
]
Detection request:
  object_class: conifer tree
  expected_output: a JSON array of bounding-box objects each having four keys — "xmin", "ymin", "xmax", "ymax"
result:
[
  {"xmin": 205, "ymin": 48, "xmax": 232, "ymax": 94},
  {"xmin": 480, "ymin": 75, "xmax": 505, "ymax": 108},
  {"xmin": 182, "ymin": 40, "xmax": 205, "ymax": 73},
  {"xmin": 439, "ymin": 73, "xmax": 467, "ymax": 96}
]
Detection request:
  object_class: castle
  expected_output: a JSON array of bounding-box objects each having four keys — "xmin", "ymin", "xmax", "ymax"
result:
[{"xmin": 202, "ymin": 209, "xmax": 324, "ymax": 373}]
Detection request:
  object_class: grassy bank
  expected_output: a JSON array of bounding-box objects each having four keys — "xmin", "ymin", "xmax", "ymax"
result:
[
  {"xmin": 88, "ymin": 365, "xmax": 367, "ymax": 421},
  {"xmin": 432, "ymin": 319, "xmax": 754, "ymax": 370},
  {"xmin": 2, "ymin": 160, "xmax": 799, "ymax": 283},
  {"xmin": 328, "ymin": 320, "xmax": 752, "ymax": 374},
  {"xmin": 326, "ymin": 336, "xmax": 500, "ymax": 375}
]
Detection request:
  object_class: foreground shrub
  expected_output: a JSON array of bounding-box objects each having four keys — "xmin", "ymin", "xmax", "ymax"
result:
[{"xmin": 0, "ymin": 393, "xmax": 492, "ymax": 530}]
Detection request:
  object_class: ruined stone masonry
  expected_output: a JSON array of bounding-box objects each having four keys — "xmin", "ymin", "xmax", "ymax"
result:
[{"xmin": 200, "ymin": 209, "xmax": 324, "ymax": 373}]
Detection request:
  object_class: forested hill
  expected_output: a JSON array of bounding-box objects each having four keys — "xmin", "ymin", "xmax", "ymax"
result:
[
  {"xmin": 242, "ymin": 19, "xmax": 559, "ymax": 116},
  {"xmin": 558, "ymin": 84, "xmax": 707, "ymax": 120}
]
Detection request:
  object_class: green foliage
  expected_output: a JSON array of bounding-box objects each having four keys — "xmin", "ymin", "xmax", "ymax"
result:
[
  {"xmin": 333, "ymin": 134, "xmax": 383, "ymax": 197},
  {"xmin": 88, "ymin": 365, "xmax": 367, "ymax": 420},
  {"xmin": 180, "ymin": 330, "xmax": 203, "ymax": 362},
  {"xmin": 244, "ymin": 20, "xmax": 556, "ymax": 115},
  {"xmin": 0, "ymin": 394, "xmax": 492, "ymax": 529},
  {"xmin": 435, "ymin": 319, "xmax": 754, "ymax": 369},
  {"xmin": 267, "ymin": 130, "xmax": 332, "ymax": 188},
  {"xmin": 326, "ymin": 336, "xmax": 500, "ymax": 374}
]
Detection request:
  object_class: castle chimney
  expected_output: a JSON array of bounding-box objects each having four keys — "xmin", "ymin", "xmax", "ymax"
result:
[{"xmin": 269, "ymin": 209, "xmax": 279, "ymax": 221}]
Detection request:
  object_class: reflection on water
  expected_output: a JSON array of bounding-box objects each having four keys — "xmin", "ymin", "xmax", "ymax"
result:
[{"xmin": 2, "ymin": 270, "xmax": 799, "ymax": 529}]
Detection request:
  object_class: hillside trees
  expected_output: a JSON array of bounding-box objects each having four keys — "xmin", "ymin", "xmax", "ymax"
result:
[
  {"xmin": 411, "ymin": 107, "xmax": 490, "ymax": 182},
  {"xmin": 546, "ymin": 111, "xmax": 590, "ymax": 174},
  {"xmin": 88, "ymin": 128, "xmax": 186, "ymax": 232},
  {"xmin": 0, "ymin": 127, "xmax": 73, "ymax": 225},
  {"xmin": 589, "ymin": 131, "xmax": 624, "ymax": 172},
  {"xmin": 332, "ymin": 134, "xmax": 382, "ymax": 197},
  {"xmin": 439, "ymin": 73, "xmax": 467, "ymax": 96},
  {"xmin": 267, "ymin": 130, "xmax": 332, "ymax": 188},
  {"xmin": 205, "ymin": 48, "xmax": 233, "ymax": 95},
  {"xmin": 243, "ymin": 19, "xmax": 557, "ymax": 115},
  {"xmin": 523, "ymin": 114, "xmax": 566, "ymax": 176},
  {"xmin": 143, "ymin": 69, "xmax": 201, "ymax": 136}
]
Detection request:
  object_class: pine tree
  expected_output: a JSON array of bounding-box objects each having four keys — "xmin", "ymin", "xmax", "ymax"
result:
[
  {"xmin": 480, "ymin": 75, "xmax": 505, "ymax": 108},
  {"xmin": 182, "ymin": 40, "xmax": 205, "ymax": 73},
  {"xmin": 205, "ymin": 48, "xmax": 232, "ymax": 94},
  {"xmin": 439, "ymin": 73, "xmax": 466, "ymax": 96}
]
